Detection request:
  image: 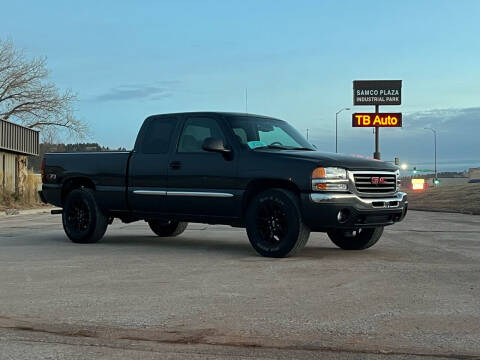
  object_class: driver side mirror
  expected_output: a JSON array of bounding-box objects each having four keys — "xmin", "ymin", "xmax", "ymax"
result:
[{"xmin": 202, "ymin": 137, "xmax": 231, "ymax": 154}]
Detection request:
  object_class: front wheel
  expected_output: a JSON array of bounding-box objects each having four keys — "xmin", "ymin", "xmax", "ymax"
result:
[
  {"xmin": 327, "ymin": 226, "xmax": 384, "ymax": 250},
  {"xmin": 148, "ymin": 220, "xmax": 188, "ymax": 237},
  {"xmin": 246, "ymin": 189, "xmax": 310, "ymax": 258}
]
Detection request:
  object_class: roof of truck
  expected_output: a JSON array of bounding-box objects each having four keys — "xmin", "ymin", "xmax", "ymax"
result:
[{"xmin": 146, "ymin": 112, "xmax": 281, "ymax": 120}]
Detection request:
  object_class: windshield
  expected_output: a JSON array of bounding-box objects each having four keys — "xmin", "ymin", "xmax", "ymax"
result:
[{"xmin": 229, "ymin": 116, "xmax": 314, "ymax": 150}]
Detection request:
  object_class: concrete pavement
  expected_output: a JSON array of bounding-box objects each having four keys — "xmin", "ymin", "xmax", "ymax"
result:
[{"xmin": 0, "ymin": 210, "xmax": 479, "ymax": 359}]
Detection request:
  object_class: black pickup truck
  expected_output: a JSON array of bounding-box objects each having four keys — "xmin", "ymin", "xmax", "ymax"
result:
[{"xmin": 40, "ymin": 112, "xmax": 407, "ymax": 257}]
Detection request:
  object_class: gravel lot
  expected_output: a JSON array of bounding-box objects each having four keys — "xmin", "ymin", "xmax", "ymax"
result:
[{"xmin": 0, "ymin": 210, "xmax": 479, "ymax": 359}]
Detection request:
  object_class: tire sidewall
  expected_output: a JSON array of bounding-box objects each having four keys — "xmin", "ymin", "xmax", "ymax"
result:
[
  {"xmin": 246, "ymin": 189, "xmax": 301, "ymax": 257},
  {"xmin": 148, "ymin": 220, "xmax": 186, "ymax": 237},
  {"xmin": 62, "ymin": 189, "xmax": 98, "ymax": 242},
  {"xmin": 328, "ymin": 226, "xmax": 383, "ymax": 250}
]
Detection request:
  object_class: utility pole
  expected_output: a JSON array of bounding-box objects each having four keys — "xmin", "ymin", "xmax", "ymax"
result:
[
  {"xmin": 306, "ymin": 128, "xmax": 309, "ymax": 141},
  {"xmin": 424, "ymin": 127, "xmax": 437, "ymax": 184},
  {"xmin": 335, "ymin": 107, "xmax": 350, "ymax": 153}
]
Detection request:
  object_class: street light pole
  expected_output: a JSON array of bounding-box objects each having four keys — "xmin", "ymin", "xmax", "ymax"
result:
[
  {"xmin": 335, "ymin": 107, "xmax": 350, "ymax": 153},
  {"xmin": 424, "ymin": 127, "xmax": 437, "ymax": 183}
]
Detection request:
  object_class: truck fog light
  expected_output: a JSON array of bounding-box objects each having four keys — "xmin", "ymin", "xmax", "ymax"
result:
[
  {"xmin": 314, "ymin": 183, "xmax": 348, "ymax": 191},
  {"xmin": 337, "ymin": 209, "xmax": 350, "ymax": 223}
]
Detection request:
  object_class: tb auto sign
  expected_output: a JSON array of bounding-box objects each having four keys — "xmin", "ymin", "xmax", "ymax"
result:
[
  {"xmin": 353, "ymin": 80, "xmax": 402, "ymax": 106},
  {"xmin": 352, "ymin": 113, "xmax": 402, "ymax": 127}
]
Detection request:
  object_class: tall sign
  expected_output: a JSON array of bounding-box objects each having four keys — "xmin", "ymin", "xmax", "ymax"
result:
[
  {"xmin": 353, "ymin": 80, "xmax": 402, "ymax": 105},
  {"xmin": 352, "ymin": 80, "xmax": 402, "ymax": 160}
]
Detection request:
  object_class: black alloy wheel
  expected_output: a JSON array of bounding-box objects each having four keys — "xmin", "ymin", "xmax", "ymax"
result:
[
  {"xmin": 256, "ymin": 199, "xmax": 289, "ymax": 244},
  {"xmin": 246, "ymin": 188, "xmax": 310, "ymax": 258},
  {"xmin": 66, "ymin": 198, "xmax": 90, "ymax": 233},
  {"xmin": 62, "ymin": 188, "xmax": 108, "ymax": 244}
]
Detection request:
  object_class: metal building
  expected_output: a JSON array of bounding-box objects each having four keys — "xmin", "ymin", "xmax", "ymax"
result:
[{"xmin": 0, "ymin": 119, "xmax": 39, "ymax": 194}]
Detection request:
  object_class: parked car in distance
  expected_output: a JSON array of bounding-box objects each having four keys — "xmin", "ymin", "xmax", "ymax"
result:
[{"xmin": 40, "ymin": 112, "xmax": 407, "ymax": 257}]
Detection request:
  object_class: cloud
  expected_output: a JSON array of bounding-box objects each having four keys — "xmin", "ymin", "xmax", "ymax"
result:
[
  {"xmin": 403, "ymin": 107, "xmax": 480, "ymax": 131},
  {"xmin": 91, "ymin": 82, "xmax": 178, "ymax": 102}
]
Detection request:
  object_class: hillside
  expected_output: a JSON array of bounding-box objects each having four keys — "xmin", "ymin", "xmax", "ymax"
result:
[{"xmin": 407, "ymin": 183, "xmax": 480, "ymax": 215}]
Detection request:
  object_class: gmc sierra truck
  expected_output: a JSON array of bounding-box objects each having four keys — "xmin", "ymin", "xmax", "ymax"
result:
[{"xmin": 40, "ymin": 112, "xmax": 407, "ymax": 257}]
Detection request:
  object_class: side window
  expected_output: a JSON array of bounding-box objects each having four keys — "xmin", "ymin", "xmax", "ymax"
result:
[
  {"xmin": 142, "ymin": 118, "xmax": 176, "ymax": 154},
  {"xmin": 178, "ymin": 117, "xmax": 225, "ymax": 153},
  {"xmin": 232, "ymin": 128, "xmax": 248, "ymax": 145}
]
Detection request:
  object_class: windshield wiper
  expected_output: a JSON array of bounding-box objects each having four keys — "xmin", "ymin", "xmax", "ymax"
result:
[
  {"xmin": 253, "ymin": 145, "xmax": 315, "ymax": 151},
  {"xmin": 252, "ymin": 145, "xmax": 291, "ymax": 150},
  {"xmin": 290, "ymin": 147, "xmax": 315, "ymax": 151}
]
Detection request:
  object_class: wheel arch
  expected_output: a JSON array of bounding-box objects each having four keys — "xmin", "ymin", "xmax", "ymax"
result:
[
  {"xmin": 61, "ymin": 177, "xmax": 96, "ymax": 204},
  {"xmin": 242, "ymin": 178, "xmax": 301, "ymax": 214}
]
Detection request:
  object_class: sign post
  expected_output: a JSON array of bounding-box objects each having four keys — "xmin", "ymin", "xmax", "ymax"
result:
[
  {"xmin": 353, "ymin": 80, "xmax": 402, "ymax": 160},
  {"xmin": 374, "ymin": 104, "xmax": 380, "ymax": 159}
]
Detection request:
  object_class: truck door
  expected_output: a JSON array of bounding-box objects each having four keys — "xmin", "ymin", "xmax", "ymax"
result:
[
  {"xmin": 167, "ymin": 115, "xmax": 239, "ymax": 218},
  {"xmin": 128, "ymin": 115, "xmax": 179, "ymax": 215}
]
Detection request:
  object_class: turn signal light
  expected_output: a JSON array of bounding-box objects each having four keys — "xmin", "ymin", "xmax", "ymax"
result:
[
  {"xmin": 312, "ymin": 167, "xmax": 326, "ymax": 179},
  {"xmin": 315, "ymin": 183, "xmax": 327, "ymax": 190}
]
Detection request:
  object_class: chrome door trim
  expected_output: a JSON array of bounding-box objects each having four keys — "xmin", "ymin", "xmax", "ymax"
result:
[
  {"xmin": 167, "ymin": 191, "xmax": 233, "ymax": 198},
  {"xmin": 132, "ymin": 190, "xmax": 167, "ymax": 196},
  {"xmin": 132, "ymin": 190, "xmax": 233, "ymax": 198}
]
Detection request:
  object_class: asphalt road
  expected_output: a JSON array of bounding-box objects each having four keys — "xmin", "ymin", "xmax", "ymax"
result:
[{"xmin": 0, "ymin": 210, "xmax": 479, "ymax": 359}]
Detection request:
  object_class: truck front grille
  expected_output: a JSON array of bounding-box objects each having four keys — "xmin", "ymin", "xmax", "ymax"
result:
[{"xmin": 353, "ymin": 173, "xmax": 397, "ymax": 194}]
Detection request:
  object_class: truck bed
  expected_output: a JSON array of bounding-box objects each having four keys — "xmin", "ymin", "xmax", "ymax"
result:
[{"xmin": 43, "ymin": 151, "xmax": 131, "ymax": 211}]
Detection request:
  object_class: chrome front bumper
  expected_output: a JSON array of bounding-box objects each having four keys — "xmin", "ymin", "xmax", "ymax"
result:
[{"xmin": 310, "ymin": 191, "xmax": 408, "ymax": 211}]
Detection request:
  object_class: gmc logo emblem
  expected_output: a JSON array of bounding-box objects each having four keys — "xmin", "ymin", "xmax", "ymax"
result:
[{"xmin": 371, "ymin": 176, "xmax": 386, "ymax": 185}]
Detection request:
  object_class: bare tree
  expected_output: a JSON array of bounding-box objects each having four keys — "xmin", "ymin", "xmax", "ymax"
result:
[{"xmin": 0, "ymin": 40, "xmax": 89, "ymax": 139}]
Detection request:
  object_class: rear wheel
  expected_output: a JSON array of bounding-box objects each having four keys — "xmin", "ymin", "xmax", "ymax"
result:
[
  {"xmin": 148, "ymin": 220, "xmax": 188, "ymax": 237},
  {"xmin": 327, "ymin": 226, "xmax": 384, "ymax": 250},
  {"xmin": 246, "ymin": 189, "xmax": 310, "ymax": 258},
  {"xmin": 62, "ymin": 188, "xmax": 108, "ymax": 244}
]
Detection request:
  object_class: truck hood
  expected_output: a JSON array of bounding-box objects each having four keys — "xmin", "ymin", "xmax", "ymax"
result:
[{"xmin": 258, "ymin": 150, "xmax": 398, "ymax": 171}]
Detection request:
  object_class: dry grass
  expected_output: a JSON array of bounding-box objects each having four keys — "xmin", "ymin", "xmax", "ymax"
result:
[
  {"xmin": 407, "ymin": 183, "xmax": 480, "ymax": 215},
  {"xmin": 0, "ymin": 172, "xmax": 46, "ymax": 211}
]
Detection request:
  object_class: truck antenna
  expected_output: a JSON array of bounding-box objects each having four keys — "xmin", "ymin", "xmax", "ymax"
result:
[{"xmin": 245, "ymin": 88, "xmax": 248, "ymax": 113}]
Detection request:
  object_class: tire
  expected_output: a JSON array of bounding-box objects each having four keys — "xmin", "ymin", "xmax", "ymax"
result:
[
  {"xmin": 148, "ymin": 220, "xmax": 188, "ymax": 237},
  {"xmin": 246, "ymin": 188, "xmax": 310, "ymax": 258},
  {"xmin": 62, "ymin": 188, "xmax": 108, "ymax": 244},
  {"xmin": 327, "ymin": 226, "xmax": 384, "ymax": 250}
]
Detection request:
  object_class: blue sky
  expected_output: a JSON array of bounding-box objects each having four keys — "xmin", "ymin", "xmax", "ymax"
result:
[{"xmin": 3, "ymin": 0, "xmax": 480, "ymax": 170}]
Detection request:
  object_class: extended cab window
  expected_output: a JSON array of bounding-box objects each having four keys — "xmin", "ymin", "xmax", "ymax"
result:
[
  {"xmin": 178, "ymin": 117, "xmax": 225, "ymax": 153},
  {"xmin": 141, "ymin": 118, "xmax": 175, "ymax": 154}
]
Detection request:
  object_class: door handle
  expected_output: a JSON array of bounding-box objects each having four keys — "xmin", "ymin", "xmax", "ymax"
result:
[{"xmin": 169, "ymin": 161, "xmax": 181, "ymax": 170}]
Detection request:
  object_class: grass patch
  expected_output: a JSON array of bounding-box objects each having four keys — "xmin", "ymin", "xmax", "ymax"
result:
[
  {"xmin": 0, "ymin": 172, "xmax": 47, "ymax": 212},
  {"xmin": 407, "ymin": 183, "xmax": 480, "ymax": 215}
]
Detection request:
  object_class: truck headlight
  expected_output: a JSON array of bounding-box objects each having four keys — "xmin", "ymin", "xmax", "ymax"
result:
[{"xmin": 312, "ymin": 167, "xmax": 348, "ymax": 192}]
